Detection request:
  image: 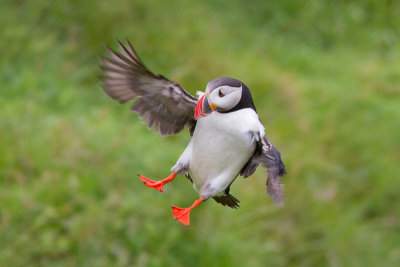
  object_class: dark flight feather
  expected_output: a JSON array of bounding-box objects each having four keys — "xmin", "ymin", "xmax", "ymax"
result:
[
  {"xmin": 100, "ymin": 40, "xmax": 198, "ymax": 136},
  {"xmin": 240, "ymin": 137, "xmax": 286, "ymax": 205}
]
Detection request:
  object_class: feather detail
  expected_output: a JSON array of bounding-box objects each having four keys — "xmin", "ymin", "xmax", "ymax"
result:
[
  {"xmin": 100, "ymin": 40, "xmax": 198, "ymax": 136},
  {"xmin": 213, "ymin": 194, "xmax": 240, "ymax": 209}
]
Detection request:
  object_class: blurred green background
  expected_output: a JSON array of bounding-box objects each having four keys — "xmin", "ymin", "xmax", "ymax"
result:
[{"xmin": 1, "ymin": 0, "xmax": 400, "ymax": 266}]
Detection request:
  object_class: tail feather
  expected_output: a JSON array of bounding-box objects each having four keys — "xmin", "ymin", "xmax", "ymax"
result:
[{"xmin": 213, "ymin": 194, "xmax": 240, "ymax": 209}]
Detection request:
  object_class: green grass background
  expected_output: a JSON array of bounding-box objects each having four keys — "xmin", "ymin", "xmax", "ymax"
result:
[{"xmin": 1, "ymin": 0, "xmax": 400, "ymax": 266}]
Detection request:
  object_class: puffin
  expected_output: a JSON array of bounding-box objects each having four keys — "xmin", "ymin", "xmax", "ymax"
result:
[{"xmin": 100, "ymin": 40, "xmax": 286, "ymax": 226}]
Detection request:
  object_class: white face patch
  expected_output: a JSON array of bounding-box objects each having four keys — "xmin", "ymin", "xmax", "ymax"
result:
[{"xmin": 208, "ymin": 85, "xmax": 242, "ymax": 111}]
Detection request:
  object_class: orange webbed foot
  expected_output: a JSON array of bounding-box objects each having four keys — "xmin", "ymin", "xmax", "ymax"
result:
[
  {"xmin": 138, "ymin": 173, "xmax": 176, "ymax": 192},
  {"xmin": 171, "ymin": 198, "xmax": 203, "ymax": 226}
]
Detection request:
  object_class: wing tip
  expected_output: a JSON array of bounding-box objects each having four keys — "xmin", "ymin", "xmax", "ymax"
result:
[
  {"xmin": 267, "ymin": 176, "xmax": 285, "ymax": 206},
  {"xmin": 99, "ymin": 39, "xmax": 197, "ymax": 136}
]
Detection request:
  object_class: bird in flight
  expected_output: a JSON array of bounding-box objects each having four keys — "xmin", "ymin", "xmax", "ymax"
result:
[{"xmin": 100, "ymin": 40, "xmax": 286, "ymax": 226}]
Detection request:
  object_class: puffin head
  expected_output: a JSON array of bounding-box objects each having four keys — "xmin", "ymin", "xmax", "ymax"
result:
[{"xmin": 195, "ymin": 77, "xmax": 256, "ymax": 120}]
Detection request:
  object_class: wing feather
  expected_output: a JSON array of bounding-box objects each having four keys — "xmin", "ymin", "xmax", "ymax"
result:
[
  {"xmin": 100, "ymin": 40, "xmax": 197, "ymax": 135},
  {"xmin": 240, "ymin": 137, "xmax": 286, "ymax": 205}
]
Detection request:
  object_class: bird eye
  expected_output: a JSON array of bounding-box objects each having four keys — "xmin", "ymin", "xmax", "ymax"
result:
[{"xmin": 218, "ymin": 90, "xmax": 225, "ymax": 97}]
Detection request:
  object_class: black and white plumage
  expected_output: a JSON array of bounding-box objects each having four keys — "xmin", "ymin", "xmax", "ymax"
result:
[{"xmin": 100, "ymin": 40, "xmax": 286, "ymax": 211}]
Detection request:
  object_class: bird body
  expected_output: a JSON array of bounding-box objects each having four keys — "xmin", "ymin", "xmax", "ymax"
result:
[
  {"xmin": 100, "ymin": 40, "xmax": 286, "ymax": 226},
  {"xmin": 183, "ymin": 108, "xmax": 262, "ymax": 198}
]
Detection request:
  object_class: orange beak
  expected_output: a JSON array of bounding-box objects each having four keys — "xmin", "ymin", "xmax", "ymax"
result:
[{"xmin": 195, "ymin": 93, "xmax": 212, "ymax": 120}]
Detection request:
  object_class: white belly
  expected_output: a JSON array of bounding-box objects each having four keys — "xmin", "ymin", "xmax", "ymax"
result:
[{"xmin": 189, "ymin": 109, "xmax": 261, "ymax": 193}]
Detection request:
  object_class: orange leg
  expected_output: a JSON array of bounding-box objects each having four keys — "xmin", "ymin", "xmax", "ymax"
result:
[
  {"xmin": 171, "ymin": 198, "xmax": 203, "ymax": 226},
  {"xmin": 138, "ymin": 173, "xmax": 176, "ymax": 192}
]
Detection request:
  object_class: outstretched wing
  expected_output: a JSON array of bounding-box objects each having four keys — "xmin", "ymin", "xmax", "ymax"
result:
[
  {"xmin": 100, "ymin": 40, "xmax": 198, "ymax": 136},
  {"xmin": 240, "ymin": 137, "xmax": 287, "ymax": 205}
]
